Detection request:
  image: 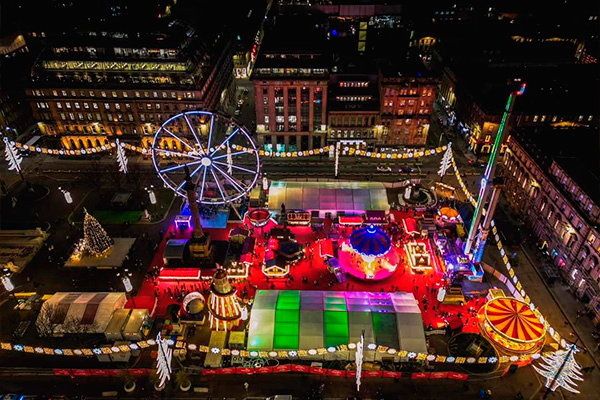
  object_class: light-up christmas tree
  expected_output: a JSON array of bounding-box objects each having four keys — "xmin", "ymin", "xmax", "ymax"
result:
[
  {"xmin": 437, "ymin": 142, "xmax": 452, "ymax": 181},
  {"xmin": 533, "ymin": 344, "xmax": 584, "ymax": 395},
  {"xmin": 74, "ymin": 210, "xmax": 114, "ymax": 258}
]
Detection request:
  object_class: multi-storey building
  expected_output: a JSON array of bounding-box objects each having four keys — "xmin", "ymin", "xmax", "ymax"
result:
[
  {"xmin": 378, "ymin": 66, "xmax": 437, "ymax": 147},
  {"xmin": 0, "ymin": 34, "xmax": 33, "ymax": 135},
  {"xmin": 503, "ymin": 127, "xmax": 600, "ymax": 325},
  {"xmin": 327, "ymin": 73, "xmax": 380, "ymax": 147},
  {"xmin": 27, "ymin": 25, "xmax": 233, "ymax": 149},
  {"xmin": 251, "ymin": 16, "xmax": 329, "ymax": 151}
]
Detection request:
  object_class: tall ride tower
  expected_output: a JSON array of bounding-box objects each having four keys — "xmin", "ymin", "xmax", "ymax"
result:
[{"xmin": 464, "ymin": 81, "xmax": 526, "ymax": 262}]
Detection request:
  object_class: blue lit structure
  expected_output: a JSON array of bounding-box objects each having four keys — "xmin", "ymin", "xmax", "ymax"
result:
[{"xmin": 349, "ymin": 225, "xmax": 392, "ymax": 257}]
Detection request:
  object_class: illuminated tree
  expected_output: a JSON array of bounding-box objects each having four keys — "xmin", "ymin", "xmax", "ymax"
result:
[
  {"xmin": 533, "ymin": 344, "xmax": 583, "ymax": 394},
  {"xmin": 82, "ymin": 210, "xmax": 113, "ymax": 256},
  {"xmin": 116, "ymin": 139, "xmax": 128, "ymax": 174},
  {"xmin": 438, "ymin": 142, "xmax": 453, "ymax": 180}
]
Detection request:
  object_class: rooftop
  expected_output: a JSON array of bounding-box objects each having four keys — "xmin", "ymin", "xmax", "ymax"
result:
[{"xmin": 458, "ymin": 64, "xmax": 599, "ymax": 116}]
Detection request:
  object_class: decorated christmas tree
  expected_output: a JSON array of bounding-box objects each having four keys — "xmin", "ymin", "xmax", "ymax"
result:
[
  {"xmin": 81, "ymin": 210, "xmax": 113, "ymax": 257},
  {"xmin": 437, "ymin": 142, "xmax": 453, "ymax": 180},
  {"xmin": 533, "ymin": 344, "xmax": 584, "ymax": 394}
]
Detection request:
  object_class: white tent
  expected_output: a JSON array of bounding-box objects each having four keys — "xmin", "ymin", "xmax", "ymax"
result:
[
  {"xmin": 268, "ymin": 181, "xmax": 389, "ymax": 216},
  {"xmin": 247, "ymin": 290, "xmax": 427, "ymax": 359},
  {"xmin": 37, "ymin": 292, "xmax": 127, "ymax": 336}
]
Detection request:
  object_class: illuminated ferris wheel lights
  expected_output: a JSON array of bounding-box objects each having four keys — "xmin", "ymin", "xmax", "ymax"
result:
[{"xmin": 152, "ymin": 111, "xmax": 260, "ymax": 205}]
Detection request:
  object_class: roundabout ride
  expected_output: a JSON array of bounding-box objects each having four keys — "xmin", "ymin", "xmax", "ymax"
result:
[{"xmin": 152, "ymin": 110, "xmax": 260, "ymax": 205}]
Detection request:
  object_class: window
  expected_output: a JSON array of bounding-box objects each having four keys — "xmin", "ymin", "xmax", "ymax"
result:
[
  {"xmin": 74, "ymin": 102, "xmax": 80, "ymax": 109},
  {"xmin": 57, "ymin": 102, "xmax": 62, "ymax": 109},
  {"xmin": 264, "ymin": 115, "xmax": 269, "ymax": 123},
  {"xmin": 104, "ymin": 103, "xmax": 110, "ymax": 110}
]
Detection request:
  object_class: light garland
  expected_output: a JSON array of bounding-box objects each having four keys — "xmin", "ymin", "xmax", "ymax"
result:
[{"xmin": 4, "ymin": 135, "xmax": 448, "ymax": 161}]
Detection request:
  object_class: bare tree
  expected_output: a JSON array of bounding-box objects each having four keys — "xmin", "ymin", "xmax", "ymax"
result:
[
  {"xmin": 62, "ymin": 315, "xmax": 98, "ymax": 335},
  {"xmin": 36, "ymin": 303, "xmax": 67, "ymax": 337}
]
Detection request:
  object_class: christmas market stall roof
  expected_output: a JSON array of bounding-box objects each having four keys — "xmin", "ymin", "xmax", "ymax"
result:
[
  {"xmin": 36, "ymin": 292, "xmax": 127, "ymax": 336},
  {"xmin": 268, "ymin": 181, "xmax": 389, "ymax": 213},
  {"xmin": 247, "ymin": 290, "xmax": 426, "ymax": 357}
]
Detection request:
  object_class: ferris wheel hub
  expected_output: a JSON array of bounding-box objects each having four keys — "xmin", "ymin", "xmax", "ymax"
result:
[{"xmin": 201, "ymin": 157, "xmax": 212, "ymax": 167}]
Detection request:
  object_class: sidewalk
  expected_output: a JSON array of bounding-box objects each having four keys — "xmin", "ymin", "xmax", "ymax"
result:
[
  {"xmin": 487, "ymin": 211, "xmax": 600, "ymax": 369},
  {"xmin": 519, "ymin": 241, "xmax": 600, "ymax": 366}
]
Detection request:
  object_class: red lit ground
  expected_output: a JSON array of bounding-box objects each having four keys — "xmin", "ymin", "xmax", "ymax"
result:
[{"xmin": 127, "ymin": 211, "xmax": 485, "ymax": 333}]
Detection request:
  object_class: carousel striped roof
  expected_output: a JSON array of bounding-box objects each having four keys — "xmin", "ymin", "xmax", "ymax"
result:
[{"xmin": 483, "ymin": 297, "xmax": 546, "ymax": 343}]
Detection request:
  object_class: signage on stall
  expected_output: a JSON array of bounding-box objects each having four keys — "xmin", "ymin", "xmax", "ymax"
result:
[{"xmin": 286, "ymin": 210, "xmax": 311, "ymax": 225}]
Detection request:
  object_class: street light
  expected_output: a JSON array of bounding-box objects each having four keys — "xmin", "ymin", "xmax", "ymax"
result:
[
  {"xmin": 1, "ymin": 269, "xmax": 15, "ymax": 292},
  {"xmin": 58, "ymin": 187, "xmax": 73, "ymax": 204},
  {"xmin": 117, "ymin": 269, "xmax": 133, "ymax": 293},
  {"xmin": 145, "ymin": 186, "xmax": 157, "ymax": 205}
]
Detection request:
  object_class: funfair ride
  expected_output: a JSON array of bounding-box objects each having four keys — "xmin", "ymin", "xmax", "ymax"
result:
[{"xmin": 152, "ymin": 110, "xmax": 260, "ymax": 205}]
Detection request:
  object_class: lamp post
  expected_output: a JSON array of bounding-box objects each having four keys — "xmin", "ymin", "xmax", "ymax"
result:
[
  {"xmin": 117, "ymin": 269, "xmax": 135, "ymax": 306},
  {"xmin": 1, "ymin": 269, "xmax": 15, "ymax": 298},
  {"xmin": 145, "ymin": 186, "xmax": 157, "ymax": 205},
  {"xmin": 58, "ymin": 187, "xmax": 73, "ymax": 204}
]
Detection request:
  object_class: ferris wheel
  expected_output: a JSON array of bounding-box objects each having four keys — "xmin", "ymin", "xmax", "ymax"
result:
[{"xmin": 151, "ymin": 110, "xmax": 260, "ymax": 205}]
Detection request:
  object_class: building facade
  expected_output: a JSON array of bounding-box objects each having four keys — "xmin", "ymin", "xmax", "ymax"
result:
[
  {"xmin": 379, "ymin": 72, "xmax": 436, "ymax": 147},
  {"xmin": 503, "ymin": 132, "xmax": 600, "ymax": 325},
  {"xmin": 327, "ymin": 74, "xmax": 380, "ymax": 147},
  {"xmin": 27, "ymin": 27, "xmax": 233, "ymax": 149}
]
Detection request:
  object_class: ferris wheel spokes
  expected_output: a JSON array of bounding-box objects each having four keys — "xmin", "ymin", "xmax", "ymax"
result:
[
  {"xmin": 210, "ymin": 168, "xmax": 227, "ymax": 202},
  {"xmin": 207, "ymin": 113, "xmax": 215, "ymax": 152},
  {"xmin": 159, "ymin": 160, "xmax": 203, "ymax": 174},
  {"xmin": 152, "ymin": 147, "xmax": 202, "ymax": 160},
  {"xmin": 182, "ymin": 114, "xmax": 206, "ymax": 156},
  {"xmin": 161, "ymin": 126, "xmax": 197, "ymax": 153},
  {"xmin": 212, "ymin": 160, "xmax": 257, "ymax": 175},
  {"xmin": 212, "ymin": 163, "xmax": 247, "ymax": 194},
  {"xmin": 212, "ymin": 150, "xmax": 249, "ymax": 161},
  {"xmin": 210, "ymin": 127, "xmax": 240, "ymax": 157},
  {"xmin": 198, "ymin": 166, "xmax": 208, "ymax": 201}
]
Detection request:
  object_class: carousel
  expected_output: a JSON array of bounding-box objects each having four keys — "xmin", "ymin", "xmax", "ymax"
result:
[
  {"xmin": 478, "ymin": 297, "xmax": 546, "ymax": 354},
  {"xmin": 339, "ymin": 225, "xmax": 399, "ymax": 280}
]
